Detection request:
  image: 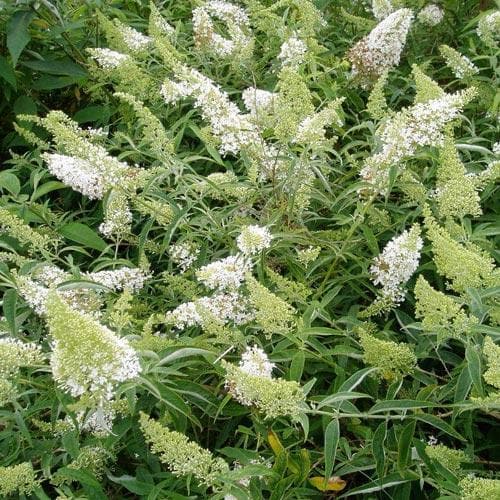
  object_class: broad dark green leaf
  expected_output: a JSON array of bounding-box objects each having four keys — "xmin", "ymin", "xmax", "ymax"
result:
[
  {"xmin": 0, "ymin": 55, "xmax": 17, "ymax": 89},
  {"xmin": 59, "ymin": 223, "xmax": 108, "ymax": 252},
  {"xmin": 7, "ymin": 10, "xmax": 35, "ymax": 66}
]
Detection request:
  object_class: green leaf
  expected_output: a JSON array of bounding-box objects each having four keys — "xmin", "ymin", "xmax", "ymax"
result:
[
  {"xmin": 22, "ymin": 58, "xmax": 87, "ymax": 77},
  {"xmin": 416, "ymin": 414, "xmax": 466, "ymax": 441},
  {"xmin": 339, "ymin": 472, "xmax": 416, "ymax": 498},
  {"xmin": 338, "ymin": 367, "xmax": 378, "ymax": 392},
  {"xmin": 324, "ymin": 419, "xmax": 340, "ymax": 481},
  {"xmin": 466, "ymin": 345, "xmax": 484, "ymax": 398},
  {"xmin": 369, "ymin": 400, "xmax": 439, "ymax": 413},
  {"xmin": 13, "ymin": 95, "xmax": 37, "ymax": 116},
  {"xmin": 74, "ymin": 105, "xmax": 111, "ymax": 124},
  {"xmin": 33, "ymin": 75, "xmax": 82, "ymax": 90},
  {"xmin": 454, "ymin": 365, "xmax": 472, "ymax": 403},
  {"xmin": 3, "ymin": 288, "xmax": 17, "ymax": 335},
  {"xmin": 0, "ymin": 172, "xmax": 21, "ymax": 196},
  {"xmin": 31, "ymin": 181, "xmax": 68, "ymax": 201},
  {"xmin": 372, "ymin": 421, "xmax": 387, "ymax": 478},
  {"xmin": 397, "ymin": 420, "xmax": 416, "ymax": 473},
  {"xmin": 59, "ymin": 223, "xmax": 109, "ymax": 252},
  {"xmin": 317, "ymin": 391, "xmax": 372, "ymax": 409},
  {"xmin": 108, "ymin": 475, "xmax": 153, "ymax": 495},
  {"xmin": 289, "ymin": 350, "xmax": 305, "ymax": 381},
  {"xmin": 0, "ymin": 55, "xmax": 17, "ymax": 89},
  {"xmin": 7, "ymin": 10, "xmax": 35, "ymax": 66}
]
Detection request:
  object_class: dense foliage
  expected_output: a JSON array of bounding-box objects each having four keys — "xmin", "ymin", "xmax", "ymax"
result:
[{"xmin": 0, "ymin": 0, "xmax": 499, "ymax": 498}]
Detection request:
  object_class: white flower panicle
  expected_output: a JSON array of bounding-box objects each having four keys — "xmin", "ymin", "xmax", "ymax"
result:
[
  {"xmin": 17, "ymin": 264, "xmax": 147, "ymax": 315},
  {"xmin": 87, "ymin": 48, "xmax": 130, "ymax": 69},
  {"xmin": 370, "ymin": 224, "xmax": 423, "ymax": 303},
  {"xmin": 493, "ymin": 141, "xmax": 500, "ymax": 156},
  {"xmin": 477, "ymin": 11, "xmax": 500, "ymax": 48},
  {"xmin": 236, "ymin": 226, "xmax": 272, "ymax": 255},
  {"xmin": 0, "ymin": 338, "xmax": 43, "ymax": 376},
  {"xmin": 348, "ymin": 9, "xmax": 414, "ymax": 86},
  {"xmin": 278, "ymin": 34, "xmax": 307, "ymax": 68},
  {"xmin": 372, "ymin": 0, "xmax": 395, "ymax": 21},
  {"xmin": 169, "ymin": 242, "xmax": 200, "ymax": 272},
  {"xmin": 84, "ymin": 267, "xmax": 149, "ymax": 292},
  {"xmin": 418, "ymin": 4, "xmax": 444, "ymax": 27},
  {"xmin": 43, "ymin": 154, "xmax": 108, "ymax": 200},
  {"xmin": 46, "ymin": 292, "xmax": 141, "ymax": 403},
  {"xmin": 165, "ymin": 292, "xmax": 253, "ymax": 330},
  {"xmin": 439, "ymin": 45, "xmax": 478, "ymax": 79},
  {"xmin": 196, "ymin": 255, "xmax": 251, "ymax": 290},
  {"xmin": 294, "ymin": 99, "xmax": 344, "ymax": 146},
  {"xmin": 239, "ymin": 345, "xmax": 275, "ymax": 378},
  {"xmin": 162, "ymin": 67, "xmax": 260, "ymax": 156},
  {"xmin": 242, "ymin": 88, "xmax": 276, "ymax": 116},
  {"xmin": 192, "ymin": 0, "xmax": 252, "ymax": 58},
  {"xmin": 360, "ymin": 87, "xmax": 476, "ymax": 193},
  {"xmin": 119, "ymin": 25, "xmax": 152, "ymax": 52}
]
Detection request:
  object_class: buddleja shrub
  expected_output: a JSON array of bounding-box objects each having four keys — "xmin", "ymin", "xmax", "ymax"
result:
[{"xmin": 0, "ymin": 0, "xmax": 499, "ymax": 498}]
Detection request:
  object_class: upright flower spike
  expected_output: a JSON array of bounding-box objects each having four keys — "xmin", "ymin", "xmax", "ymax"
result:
[
  {"xmin": 0, "ymin": 207, "xmax": 51, "ymax": 254},
  {"xmin": 278, "ymin": 33, "xmax": 307, "ymax": 68},
  {"xmin": 0, "ymin": 463, "xmax": 38, "ymax": 497},
  {"xmin": 35, "ymin": 111, "xmax": 137, "ymax": 201},
  {"xmin": 439, "ymin": 45, "xmax": 478, "ymax": 80},
  {"xmin": 45, "ymin": 292, "xmax": 141, "ymax": 403},
  {"xmin": 358, "ymin": 329, "xmax": 416, "ymax": 381},
  {"xmin": 414, "ymin": 276, "xmax": 477, "ymax": 340},
  {"xmin": 459, "ymin": 477, "xmax": 500, "ymax": 499},
  {"xmin": 360, "ymin": 87, "xmax": 476, "ymax": 194},
  {"xmin": 483, "ymin": 337, "xmax": 500, "ymax": 390},
  {"xmin": 477, "ymin": 11, "xmax": 500, "ymax": 48},
  {"xmin": 246, "ymin": 275, "xmax": 296, "ymax": 336},
  {"xmin": 192, "ymin": 0, "xmax": 253, "ymax": 60},
  {"xmin": 347, "ymin": 9, "xmax": 414, "ymax": 87},
  {"xmin": 417, "ymin": 4, "xmax": 444, "ymax": 27},
  {"xmin": 411, "ymin": 65, "xmax": 444, "ymax": 104},
  {"xmin": 236, "ymin": 225, "xmax": 272, "ymax": 255},
  {"xmin": 0, "ymin": 338, "xmax": 43, "ymax": 377},
  {"xmin": 369, "ymin": 224, "xmax": 423, "ymax": 307},
  {"xmin": 424, "ymin": 210, "xmax": 498, "ymax": 294},
  {"xmin": 425, "ymin": 444, "xmax": 469, "ymax": 475},
  {"xmin": 371, "ymin": 0, "xmax": 394, "ymax": 21},
  {"xmin": 435, "ymin": 136, "xmax": 482, "ymax": 220},
  {"xmin": 139, "ymin": 413, "xmax": 229, "ymax": 487},
  {"xmin": 196, "ymin": 255, "xmax": 251, "ymax": 290},
  {"xmin": 223, "ymin": 346, "xmax": 305, "ymax": 419},
  {"xmin": 98, "ymin": 13, "xmax": 152, "ymax": 55}
]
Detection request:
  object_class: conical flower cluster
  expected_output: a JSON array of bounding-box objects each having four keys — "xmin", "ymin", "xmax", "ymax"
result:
[
  {"xmin": 347, "ymin": 9, "xmax": 414, "ymax": 87},
  {"xmin": 46, "ymin": 292, "xmax": 141, "ymax": 403}
]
